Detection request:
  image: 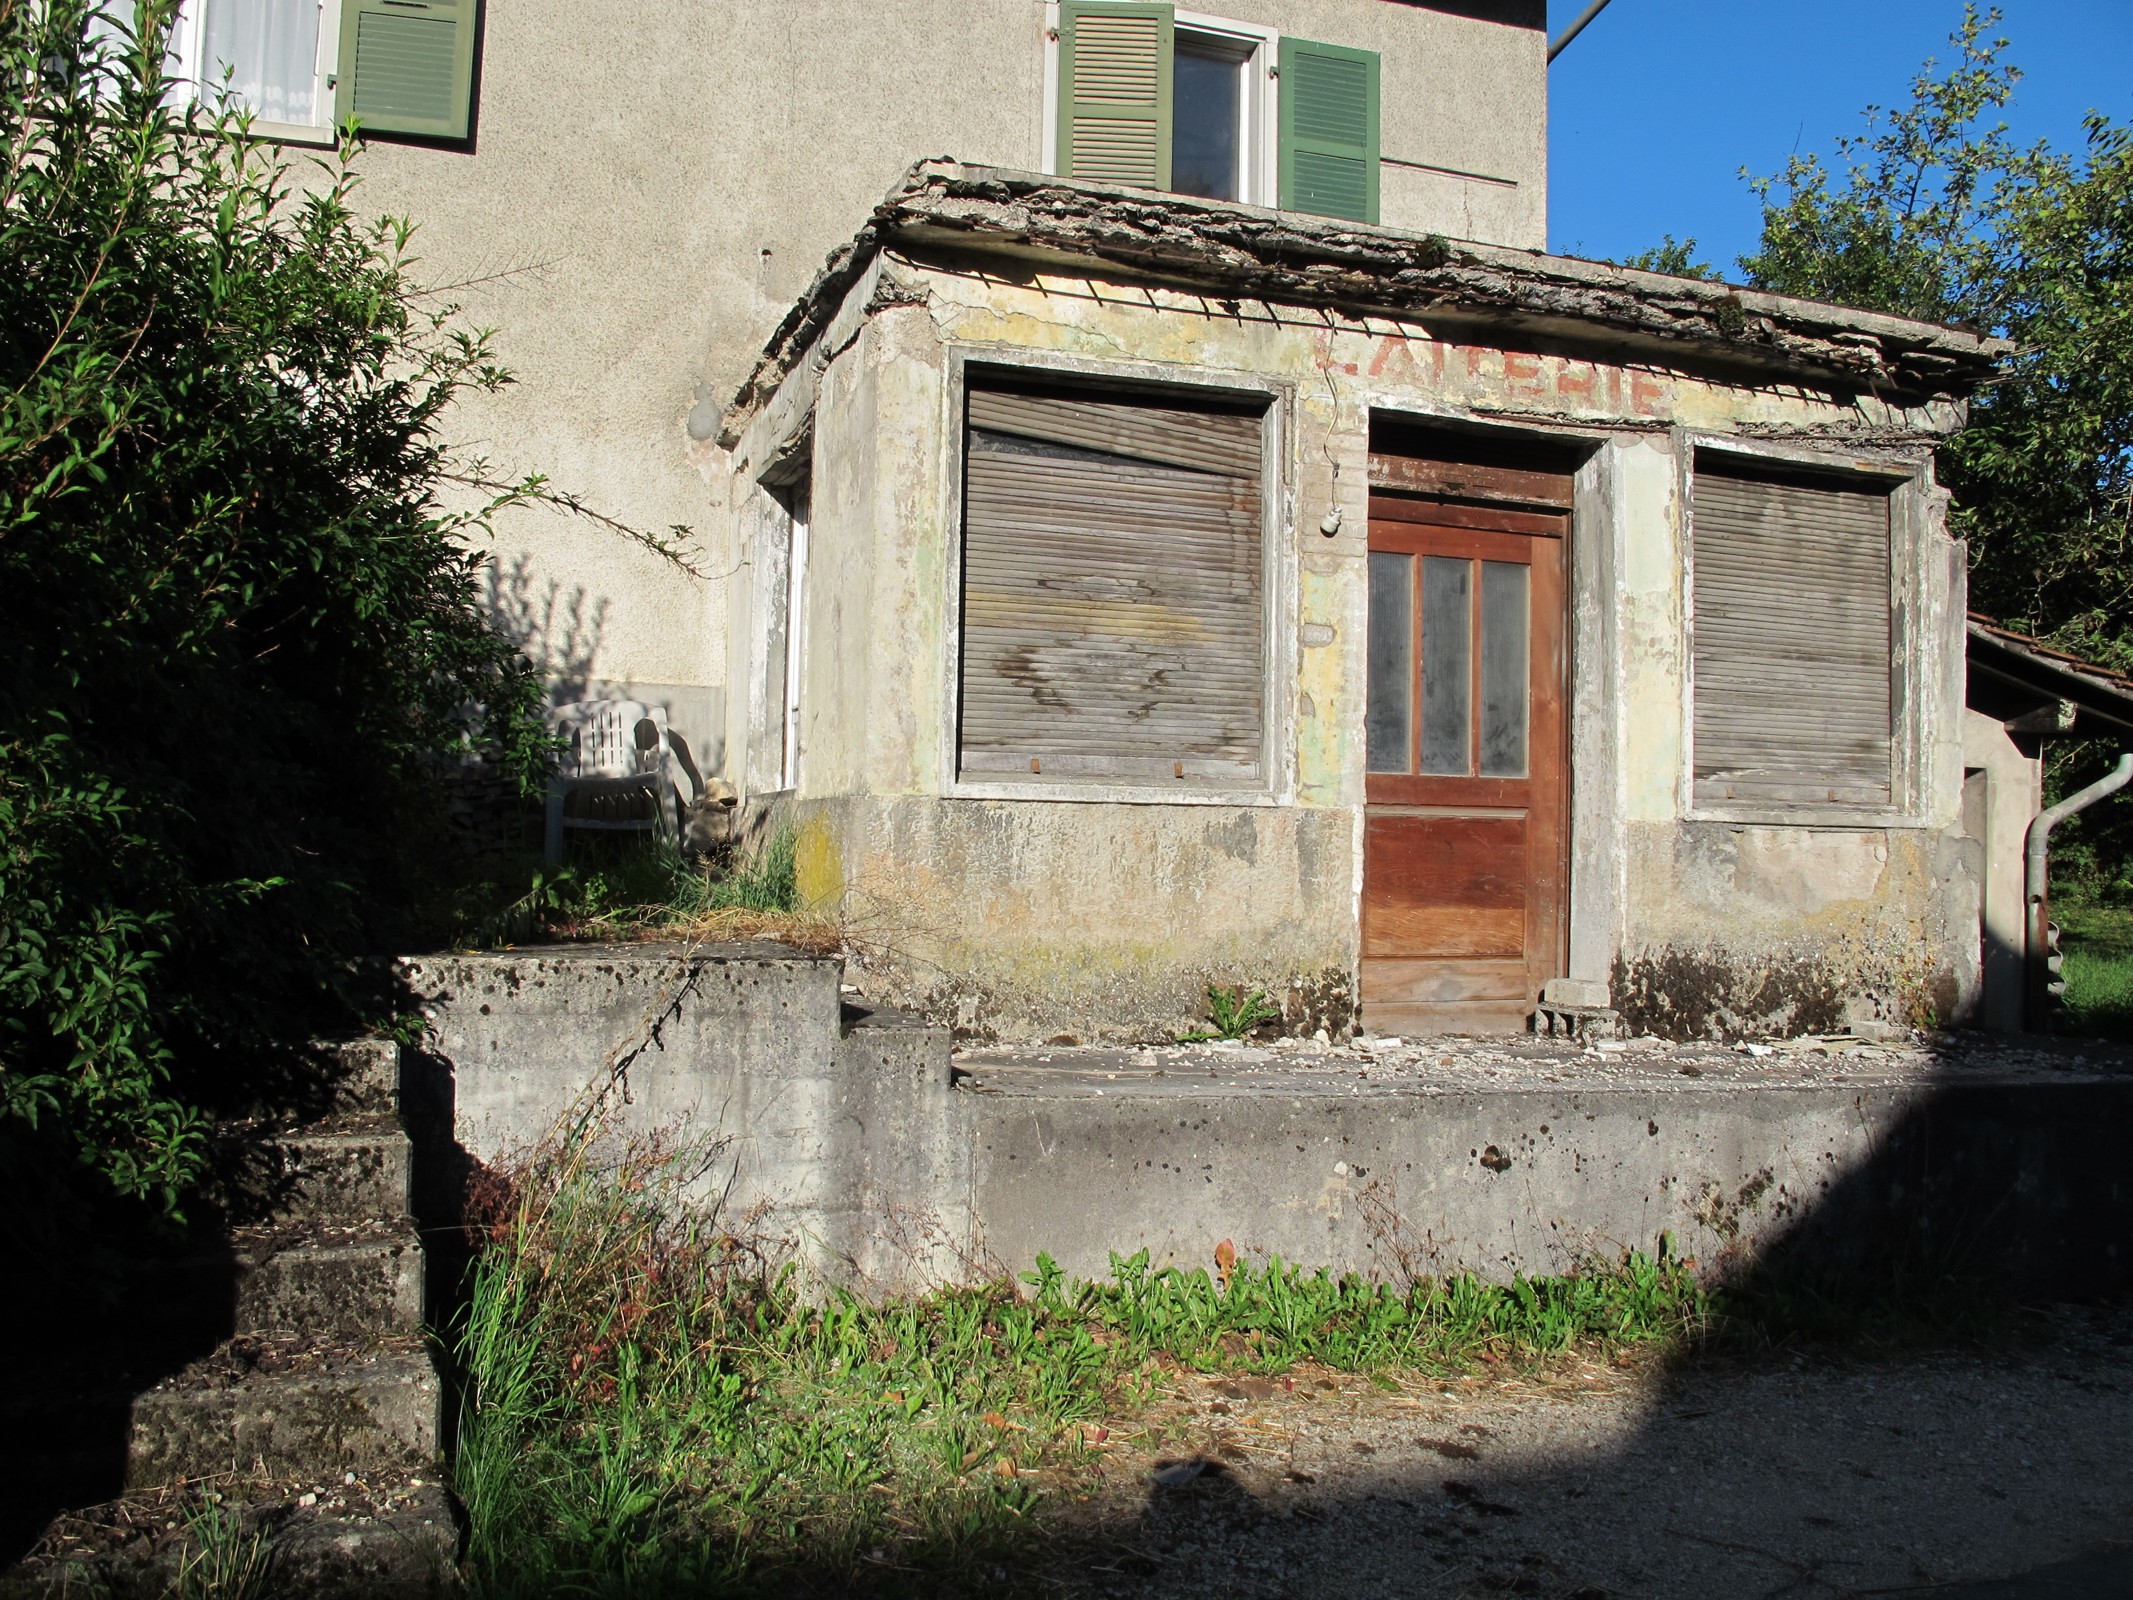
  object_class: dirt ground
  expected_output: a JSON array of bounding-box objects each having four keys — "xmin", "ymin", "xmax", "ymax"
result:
[{"xmin": 1016, "ymin": 1305, "xmax": 2133, "ymax": 1599}]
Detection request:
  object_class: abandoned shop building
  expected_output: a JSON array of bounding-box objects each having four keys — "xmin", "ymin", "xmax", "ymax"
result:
[
  {"xmin": 218, "ymin": 0, "xmax": 2039, "ymax": 1039},
  {"xmin": 714, "ymin": 157, "xmax": 2008, "ymax": 1043}
]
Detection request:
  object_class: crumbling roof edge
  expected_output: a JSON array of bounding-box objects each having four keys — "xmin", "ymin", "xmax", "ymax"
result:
[{"xmin": 718, "ymin": 159, "xmax": 2009, "ymax": 448}]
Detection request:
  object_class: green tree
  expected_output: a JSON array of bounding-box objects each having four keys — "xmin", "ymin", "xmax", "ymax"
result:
[
  {"xmin": 1617, "ymin": 234, "xmax": 1722, "ymax": 281},
  {"xmin": 1735, "ymin": 6, "xmax": 2131, "ymax": 676},
  {"xmin": 0, "ymin": 0, "xmax": 685, "ymax": 1208},
  {"xmin": 1625, "ymin": 6, "xmax": 2133, "ymax": 896}
]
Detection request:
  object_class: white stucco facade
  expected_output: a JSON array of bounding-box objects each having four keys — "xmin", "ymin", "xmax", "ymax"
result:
[{"xmin": 331, "ymin": 1, "xmax": 1551, "ymax": 765}]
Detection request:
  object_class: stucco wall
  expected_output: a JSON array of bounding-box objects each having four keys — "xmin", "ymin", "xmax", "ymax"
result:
[
  {"xmin": 1963, "ymin": 708, "xmax": 2042, "ymax": 1032},
  {"xmin": 331, "ymin": 2, "xmax": 1546, "ymax": 757},
  {"xmin": 727, "ymin": 248, "xmax": 1980, "ymax": 1040}
]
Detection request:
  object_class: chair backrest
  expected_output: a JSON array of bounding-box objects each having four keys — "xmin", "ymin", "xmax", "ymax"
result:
[{"xmin": 553, "ymin": 699, "xmax": 667, "ymax": 779}]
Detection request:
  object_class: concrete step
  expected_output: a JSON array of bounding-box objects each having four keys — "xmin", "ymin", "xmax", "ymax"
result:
[
  {"xmin": 126, "ymin": 1337, "xmax": 440, "ymax": 1488},
  {"xmin": 320, "ymin": 1037, "xmax": 401, "ymax": 1118},
  {"xmin": 268, "ymin": 1118, "xmax": 413, "ymax": 1227},
  {"xmin": 120, "ymin": 1221, "xmax": 425, "ymax": 1346},
  {"xmin": 1, "ymin": 1478, "xmax": 461, "ymax": 1598},
  {"xmin": 233, "ymin": 1224, "xmax": 425, "ymax": 1342},
  {"xmin": 253, "ymin": 1481, "xmax": 462, "ymax": 1598}
]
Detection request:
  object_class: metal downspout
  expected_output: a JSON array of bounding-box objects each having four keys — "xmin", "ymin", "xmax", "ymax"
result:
[
  {"xmin": 1547, "ymin": 0, "xmax": 1616, "ymax": 63},
  {"xmin": 2023, "ymin": 753, "xmax": 2133, "ymax": 1030}
]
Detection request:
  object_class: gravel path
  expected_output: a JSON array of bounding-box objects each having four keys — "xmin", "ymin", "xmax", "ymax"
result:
[{"xmin": 1024, "ymin": 1308, "xmax": 2133, "ymax": 1599}]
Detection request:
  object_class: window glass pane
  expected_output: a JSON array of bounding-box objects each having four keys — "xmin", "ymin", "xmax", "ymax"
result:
[
  {"xmin": 1479, "ymin": 559, "xmax": 1529, "ymax": 777},
  {"xmin": 1366, "ymin": 551, "xmax": 1412, "ymax": 772},
  {"xmin": 1420, "ymin": 556, "xmax": 1471, "ymax": 776},
  {"xmin": 204, "ymin": 0, "xmax": 321, "ymax": 126},
  {"xmin": 1172, "ymin": 40, "xmax": 1240, "ymax": 202}
]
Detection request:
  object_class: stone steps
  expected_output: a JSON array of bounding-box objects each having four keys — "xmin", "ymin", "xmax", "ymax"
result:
[
  {"xmin": 232, "ymin": 1225, "xmax": 425, "ymax": 1343},
  {"xmin": 124, "ymin": 1223, "xmax": 424, "ymax": 1346},
  {"xmin": 125, "ymin": 1338, "xmax": 440, "ymax": 1488},
  {"xmin": 114, "ymin": 1038, "xmax": 450, "ymax": 1568},
  {"xmin": 268, "ymin": 1118, "xmax": 414, "ymax": 1227},
  {"xmin": 262, "ymin": 1481, "xmax": 460, "ymax": 1599}
]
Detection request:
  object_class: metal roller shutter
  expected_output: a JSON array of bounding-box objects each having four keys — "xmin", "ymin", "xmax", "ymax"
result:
[
  {"xmin": 1691, "ymin": 464, "xmax": 1894, "ymax": 807},
  {"xmin": 959, "ymin": 383, "xmax": 1268, "ymax": 783}
]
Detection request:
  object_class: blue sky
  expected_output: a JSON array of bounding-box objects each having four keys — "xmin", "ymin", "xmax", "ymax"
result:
[{"xmin": 1543, "ymin": 1, "xmax": 2133, "ymax": 272}]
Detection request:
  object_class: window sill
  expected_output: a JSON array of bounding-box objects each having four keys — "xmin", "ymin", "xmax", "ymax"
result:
[
  {"xmin": 1682, "ymin": 803, "xmax": 1923, "ymax": 831},
  {"xmin": 945, "ymin": 778, "xmax": 1289, "ymax": 808},
  {"xmin": 230, "ymin": 117, "xmax": 338, "ymax": 148}
]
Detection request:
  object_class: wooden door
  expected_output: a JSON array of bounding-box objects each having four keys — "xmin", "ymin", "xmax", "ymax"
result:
[{"xmin": 1361, "ymin": 494, "xmax": 1567, "ymax": 1034}]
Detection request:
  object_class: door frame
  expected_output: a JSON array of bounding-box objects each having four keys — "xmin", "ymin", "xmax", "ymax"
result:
[{"xmin": 1359, "ymin": 490, "xmax": 1572, "ymax": 1026}]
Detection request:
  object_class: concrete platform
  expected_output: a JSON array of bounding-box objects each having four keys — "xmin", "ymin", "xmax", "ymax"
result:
[
  {"xmin": 403, "ymin": 945, "xmax": 2133, "ymax": 1298},
  {"xmin": 956, "ymin": 1031, "xmax": 2133, "ymax": 1292}
]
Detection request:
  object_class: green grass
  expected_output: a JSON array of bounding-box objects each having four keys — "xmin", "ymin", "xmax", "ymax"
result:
[
  {"xmin": 2054, "ymin": 899, "xmax": 2133, "ymax": 1040},
  {"xmin": 451, "ymin": 1129, "xmax": 1711, "ymax": 1598},
  {"xmin": 169, "ymin": 1499, "xmax": 271, "ymax": 1600}
]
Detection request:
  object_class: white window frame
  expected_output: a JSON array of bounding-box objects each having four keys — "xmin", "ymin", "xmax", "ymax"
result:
[
  {"xmin": 1041, "ymin": 3, "xmax": 1280, "ymax": 208},
  {"xmin": 740, "ymin": 469, "xmax": 809, "ymax": 802},
  {"xmin": 778, "ymin": 490, "xmax": 809, "ymax": 794},
  {"xmin": 166, "ymin": 0, "xmax": 342, "ymax": 146}
]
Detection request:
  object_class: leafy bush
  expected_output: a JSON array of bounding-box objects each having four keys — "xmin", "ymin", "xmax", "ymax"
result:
[{"xmin": 0, "ymin": 1, "xmax": 681, "ymax": 1208}]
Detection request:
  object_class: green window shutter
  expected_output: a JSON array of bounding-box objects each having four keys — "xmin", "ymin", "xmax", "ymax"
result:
[
  {"xmin": 1057, "ymin": 1, "xmax": 1173, "ymax": 190},
  {"xmin": 335, "ymin": 0, "xmax": 477, "ymax": 139},
  {"xmin": 1277, "ymin": 37, "xmax": 1379, "ymax": 223}
]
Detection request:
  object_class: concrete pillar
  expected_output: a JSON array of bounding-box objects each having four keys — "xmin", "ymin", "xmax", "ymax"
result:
[{"xmin": 1962, "ymin": 709, "xmax": 2043, "ymax": 1032}]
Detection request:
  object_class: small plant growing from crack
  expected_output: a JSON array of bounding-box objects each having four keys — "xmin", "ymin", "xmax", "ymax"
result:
[
  {"xmin": 170, "ymin": 1499, "xmax": 272, "ymax": 1600},
  {"xmin": 1179, "ymin": 984, "xmax": 1281, "ymax": 1042}
]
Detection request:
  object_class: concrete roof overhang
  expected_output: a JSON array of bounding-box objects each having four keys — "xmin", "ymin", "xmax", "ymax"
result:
[
  {"xmin": 718, "ymin": 161, "xmax": 2008, "ymax": 449},
  {"xmin": 1968, "ymin": 616, "xmax": 2133, "ymax": 741}
]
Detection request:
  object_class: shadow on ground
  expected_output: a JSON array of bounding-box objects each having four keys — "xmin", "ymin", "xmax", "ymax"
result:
[{"xmin": 982, "ymin": 1029, "xmax": 2133, "ymax": 1600}]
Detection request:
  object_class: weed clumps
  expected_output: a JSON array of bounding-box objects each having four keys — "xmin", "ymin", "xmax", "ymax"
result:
[
  {"xmin": 453, "ymin": 1128, "xmax": 1711, "ymax": 1596},
  {"xmin": 462, "ymin": 823, "xmax": 828, "ymax": 950}
]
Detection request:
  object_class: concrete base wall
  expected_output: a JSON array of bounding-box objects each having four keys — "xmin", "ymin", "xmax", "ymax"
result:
[
  {"xmin": 406, "ymin": 948, "xmax": 2133, "ymax": 1301},
  {"xmin": 401, "ymin": 945, "xmax": 970, "ymax": 1288},
  {"xmin": 970, "ymin": 1076, "xmax": 2131, "ymax": 1297},
  {"xmin": 1613, "ymin": 821, "xmax": 1984, "ymax": 1039}
]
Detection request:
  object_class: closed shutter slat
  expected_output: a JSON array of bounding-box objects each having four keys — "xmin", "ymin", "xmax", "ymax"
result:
[
  {"xmin": 961, "ymin": 378, "xmax": 1267, "ymax": 781},
  {"xmin": 1058, "ymin": 3, "xmax": 1173, "ymax": 190},
  {"xmin": 971, "ymin": 392, "xmax": 1261, "ymax": 475},
  {"xmin": 1277, "ymin": 37, "xmax": 1379, "ymax": 223},
  {"xmin": 337, "ymin": 0, "xmax": 475, "ymax": 138},
  {"xmin": 1691, "ymin": 467, "xmax": 1894, "ymax": 806}
]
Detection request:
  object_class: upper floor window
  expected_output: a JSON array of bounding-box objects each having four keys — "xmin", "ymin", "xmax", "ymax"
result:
[
  {"xmin": 1052, "ymin": 1, "xmax": 1379, "ymax": 224},
  {"xmin": 152, "ymin": 0, "xmax": 477, "ymax": 143}
]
